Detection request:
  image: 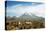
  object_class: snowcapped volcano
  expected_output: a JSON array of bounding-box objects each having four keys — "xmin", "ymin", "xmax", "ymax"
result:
[
  {"xmin": 19, "ymin": 12, "xmax": 38, "ymax": 20},
  {"xmin": 21, "ymin": 12, "xmax": 37, "ymax": 17},
  {"xmin": 23, "ymin": 12, "xmax": 29, "ymax": 15},
  {"xmin": 22, "ymin": 12, "xmax": 30, "ymax": 16},
  {"xmin": 6, "ymin": 12, "xmax": 45, "ymax": 22},
  {"xmin": 18, "ymin": 12, "xmax": 44, "ymax": 21}
]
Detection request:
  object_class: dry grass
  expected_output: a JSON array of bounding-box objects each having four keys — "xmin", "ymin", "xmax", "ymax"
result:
[{"xmin": 5, "ymin": 20, "xmax": 45, "ymax": 30}]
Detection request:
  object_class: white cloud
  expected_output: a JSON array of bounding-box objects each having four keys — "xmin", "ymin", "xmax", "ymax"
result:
[
  {"xmin": 7, "ymin": 5, "xmax": 32, "ymax": 16},
  {"xmin": 7, "ymin": 3, "xmax": 45, "ymax": 17},
  {"xmin": 32, "ymin": 4, "xmax": 45, "ymax": 17}
]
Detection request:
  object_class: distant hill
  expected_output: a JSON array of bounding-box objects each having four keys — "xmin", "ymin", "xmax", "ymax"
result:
[
  {"xmin": 19, "ymin": 12, "xmax": 40, "ymax": 20},
  {"xmin": 6, "ymin": 12, "xmax": 45, "ymax": 22}
]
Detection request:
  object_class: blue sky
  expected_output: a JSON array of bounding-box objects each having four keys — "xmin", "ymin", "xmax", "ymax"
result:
[
  {"xmin": 6, "ymin": 1, "xmax": 32, "ymax": 7},
  {"xmin": 6, "ymin": 1, "xmax": 32, "ymax": 16},
  {"xmin": 6, "ymin": 1, "xmax": 45, "ymax": 17}
]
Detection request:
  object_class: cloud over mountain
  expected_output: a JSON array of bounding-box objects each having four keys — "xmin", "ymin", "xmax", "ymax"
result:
[{"xmin": 6, "ymin": 2, "xmax": 45, "ymax": 18}]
